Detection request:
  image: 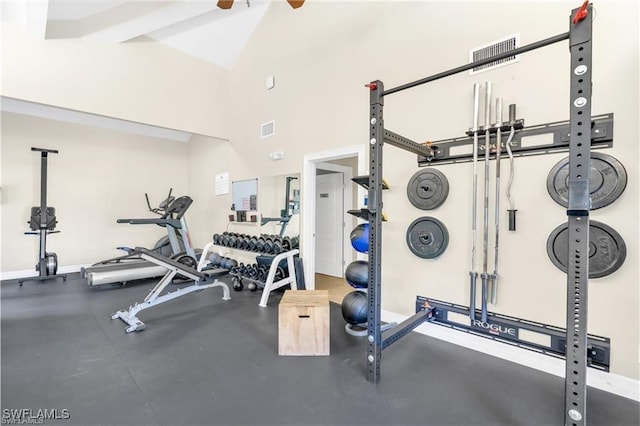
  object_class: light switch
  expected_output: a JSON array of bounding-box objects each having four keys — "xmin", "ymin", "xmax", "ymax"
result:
[{"xmin": 266, "ymin": 76, "xmax": 275, "ymax": 90}]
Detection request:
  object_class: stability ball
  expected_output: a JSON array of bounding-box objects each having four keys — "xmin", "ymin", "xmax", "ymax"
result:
[
  {"xmin": 350, "ymin": 223, "xmax": 369, "ymax": 253},
  {"xmin": 341, "ymin": 290, "xmax": 368, "ymax": 325},
  {"xmin": 345, "ymin": 260, "xmax": 368, "ymax": 289}
]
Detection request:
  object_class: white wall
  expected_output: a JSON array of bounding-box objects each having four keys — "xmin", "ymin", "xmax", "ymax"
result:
[
  {"xmin": 223, "ymin": 1, "xmax": 639, "ymax": 379},
  {"xmin": 186, "ymin": 134, "xmax": 231, "ymax": 249},
  {"xmin": 1, "ymin": 21, "xmax": 230, "ymax": 138},
  {"xmin": 0, "ymin": 112, "xmax": 189, "ymax": 271}
]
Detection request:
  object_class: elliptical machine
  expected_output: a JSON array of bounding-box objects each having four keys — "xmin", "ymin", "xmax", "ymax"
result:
[{"xmin": 19, "ymin": 147, "xmax": 67, "ymax": 285}]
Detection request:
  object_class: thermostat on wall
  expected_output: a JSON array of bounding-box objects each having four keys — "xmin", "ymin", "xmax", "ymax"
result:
[{"xmin": 270, "ymin": 151, "xmax": 285, "ymax": 160}]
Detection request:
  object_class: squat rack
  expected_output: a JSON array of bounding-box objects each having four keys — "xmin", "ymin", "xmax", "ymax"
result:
[{"xmin": 364, "ymin": 3, "xmax": 593, "ymax": 425}]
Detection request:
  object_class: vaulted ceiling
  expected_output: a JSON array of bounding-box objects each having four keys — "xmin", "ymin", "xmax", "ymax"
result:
[{"xmin": 2, "ymin": 0, "xmax": 277, "ymax": 69}]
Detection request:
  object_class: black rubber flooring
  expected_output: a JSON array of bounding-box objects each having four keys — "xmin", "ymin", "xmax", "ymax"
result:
[{"xmin": 1, "ymin": 274, "xmax": 638, "ymax": 426}]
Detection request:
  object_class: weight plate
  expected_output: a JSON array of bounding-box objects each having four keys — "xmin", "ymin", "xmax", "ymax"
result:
[
  {"xmin": 407, "ymin": 169, "xmax": 449, "ymax": 210},
  {"xmin": 546, "ymin": 220, "xmax": 626, "ymax": 278},
  {"xmin": 546, "ymin": 152, "xmax": 627, "ymax": 210},
  {"xmin": 174, "ymin": 254, "xmax": 197, "ymax": 269},
  {"xmin": 406, "ymin": 216, "xmax": 449, "ymax": 259}
]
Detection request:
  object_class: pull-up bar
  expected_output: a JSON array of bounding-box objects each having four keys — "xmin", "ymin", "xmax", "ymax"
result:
[{"xmin": 383, "ymin": 32, "xmax": 570, "ymax": 97}]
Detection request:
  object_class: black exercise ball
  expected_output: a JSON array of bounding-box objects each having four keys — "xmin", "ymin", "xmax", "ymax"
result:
[
  {"xmin": 350, "ymin": 223, "xmax": 369, "ymax": 253},
  {"xmin": 341, "ymin": 290, "xmax": 368, "ymax": 325},
  {"xmin": 345, "ymin": 260, "xmax": 368, "ymax": 289}
]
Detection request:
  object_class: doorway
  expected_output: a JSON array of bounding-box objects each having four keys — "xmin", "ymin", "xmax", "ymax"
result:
[
  {"xmin": 315, "ymin": 163, "xmax": 352, "ymax": 277},
  {"xmin": 302, "ymin": 145, "xmax": 366, "ymax": 290}
]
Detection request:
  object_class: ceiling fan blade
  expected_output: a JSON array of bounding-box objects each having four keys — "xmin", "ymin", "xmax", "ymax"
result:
[
  {"xmin": 217, "ymin": 0, "xmax": 234, "ymax": 9},
  {"xmin": 287, "ymin": 0, "xmax": 305, "ymax": 9}
]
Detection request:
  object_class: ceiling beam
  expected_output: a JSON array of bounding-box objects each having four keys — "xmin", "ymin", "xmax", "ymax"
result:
[
  {"xmin": 1, "ymin": 96, "xmax": 193, "ymax": 143},
  {"xmin": 82, "ymin": 1, "xmax": 226, "ymax": 44}
]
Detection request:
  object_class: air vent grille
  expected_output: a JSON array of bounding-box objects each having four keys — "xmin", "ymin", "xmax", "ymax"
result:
[
  {"xmin": 469, "ymin": 34, "xmax": 520, "ymax": 75},
  {"xmin": 261, "ymin": 120, "xmax": 275, "ymax": 138}
]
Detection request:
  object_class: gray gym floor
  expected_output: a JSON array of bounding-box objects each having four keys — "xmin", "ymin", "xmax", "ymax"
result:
[{"xmin": 2, "ymin": 274, "xmax": 638, "ymax": 426}]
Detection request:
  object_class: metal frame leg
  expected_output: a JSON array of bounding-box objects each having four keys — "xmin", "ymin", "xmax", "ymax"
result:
[
  {"xmin": 111, "ymin": 260, "xmax": 231, "ymax": 333},
  {"xmin": 258, "ymin": 250, "xmax": 299, "ymax": 307}
]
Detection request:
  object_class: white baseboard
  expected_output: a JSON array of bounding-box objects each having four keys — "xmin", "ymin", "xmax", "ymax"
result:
[
  {"xmin": 1, "ymin": 264, "xmax": 88, "ymax": 281},
  {"xmin": 381, "ymin": 309, "xmax": 640, "ymax": 402}
]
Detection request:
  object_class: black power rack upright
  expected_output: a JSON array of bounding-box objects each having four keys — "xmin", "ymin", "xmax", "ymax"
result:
[{"xmin": 363, "ymin": 3, "xmax": 594, "ymax": 425}]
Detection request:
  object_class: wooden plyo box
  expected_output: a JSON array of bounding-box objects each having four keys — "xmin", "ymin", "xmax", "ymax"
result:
[{"xmin": 278, "ymin": 290, "xmax": 330, "ymax": 356}]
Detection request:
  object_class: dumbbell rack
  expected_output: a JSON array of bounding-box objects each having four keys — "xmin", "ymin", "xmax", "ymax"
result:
[
  {"xmin": 212, "ymin": 243, "xmax": 300, "ymax": 307},
  {"xmin": 215, "ymin": 232, "xmax": 295, "ymax": 254}
]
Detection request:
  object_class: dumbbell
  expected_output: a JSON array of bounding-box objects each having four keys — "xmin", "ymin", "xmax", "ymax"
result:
[
  {"xmin": 231, "ymin": 276, "xmax": 243, "ymax": 291},
  {"xmin": 272, "ymin": 238, "xmax": 283, "ymax": 255},
  {"xmin": 248, "ymin": 264, "xmax": 260, "ymax": 279},
  {"xmin": 240, "ymin": 235, "xmax": 251, "ymax": 250},
  {"xmin": 255, "ymin": 237, "xmax": 266, "ymax": 253},
  {"xmin": 248, "ymin": 236, "xmax": 258, "ymax": 251},
  {"xmin": 234, "ymin": 263, "xmax": 247, "ymax": 277},
  {"xmin": 212, "ymin": 233, "xmax": 221, "ymax": 245},
  {"xmin": 261, "ymin": 235, "xmax": 275, "ymax": 253},
  {"xmin": 230, "ymin": 263, "xmax": 241, "ymax": 274},
  {"xmin": 263, "ymin": 235, "xmax": 283, "ymax": 254},
  {"xmin": 239, "ymin": 234, "xmax": 247, "ymax": 249},
  {"xmin": 291, "ymin": 236, "xmax": 299, "ymax": 249},
  {"xmin": 281, "ymin": 236, "xmax": 291, "ymax": 252},
  {"xmin": 236, "ymin": 233, "xmax": 248, "ymax": 249},
  {"xmin": 257, "ymin": 264, "xmax": 269, "ymax": 282},
  {"xmin": 235, "ymin": 234, "xmax": 245, "ymax": 249}
]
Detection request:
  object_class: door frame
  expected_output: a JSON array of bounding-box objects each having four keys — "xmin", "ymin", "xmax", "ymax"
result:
[
  {"xmin": 315, "ymin": 161, "xmax": 353, "ymax": 279},
  {"xmin": 302, "ymin": 144, "xmax": 366, "ymax": 290}
]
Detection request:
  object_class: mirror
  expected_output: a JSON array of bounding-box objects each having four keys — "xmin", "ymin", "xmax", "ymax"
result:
[
  {"xmin": 258, "ymin": 174, "xmax": 300, "ymax": 238},
  {"xmin": 231, "ymin": 178, "xmax": 258, "ymax": 212}
]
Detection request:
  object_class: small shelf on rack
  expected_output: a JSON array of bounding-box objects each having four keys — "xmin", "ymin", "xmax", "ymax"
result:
[
  {"xmin": 352, "ymin": 175, "xmax": 389, "ymax": 190},
  {"xmin": 347, "ymin": 209, "xmax": 388, "ymax": 222}
]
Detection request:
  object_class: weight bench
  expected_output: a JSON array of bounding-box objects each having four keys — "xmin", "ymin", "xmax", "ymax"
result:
[{"xmin": 111, "ymin": 243, "xmax": 230, "ymax": 333}]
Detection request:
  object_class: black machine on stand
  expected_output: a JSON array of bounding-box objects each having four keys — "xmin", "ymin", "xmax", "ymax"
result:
[{"xmin": 19, "ymin": 147, "xmax": 67, "ymax": 285}]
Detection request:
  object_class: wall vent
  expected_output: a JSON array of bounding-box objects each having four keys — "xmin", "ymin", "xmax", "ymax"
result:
[
  {"xmin": 469, "ymin": 34, "xmax": 520, "ymax": 75},
  {"xmin": 261, "ymin": 120, "xmax": 275, "ymax": 138}
]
